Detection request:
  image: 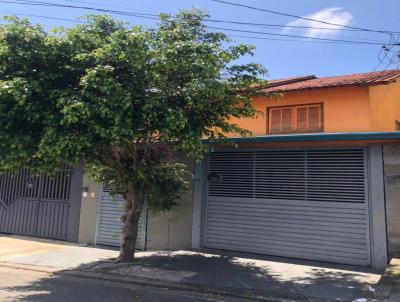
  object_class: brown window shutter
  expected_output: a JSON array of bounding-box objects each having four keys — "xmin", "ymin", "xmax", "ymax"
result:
[
  {"xmin": 270, "ymin": 108, "xmax": 282, "ymax": 132},
  {"xmin": 297, "ymin": 107, "xmax": 308, "ymax": 130},
  {"xmin": 308, "ymin": 106, "xmax": 321, "ymax": 130},
  {"xmin": 282, "ymin": 108, "xmax": 293, "ymax": 131},
  {"xmin": 267, "ymin": 104, "xmax": 322, "ymax": 134}
]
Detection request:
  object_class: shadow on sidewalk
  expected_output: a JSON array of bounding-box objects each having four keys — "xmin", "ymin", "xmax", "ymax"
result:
[{"xmin": 3, "ymin": 250, "xmax": 379, "ymax": 302}]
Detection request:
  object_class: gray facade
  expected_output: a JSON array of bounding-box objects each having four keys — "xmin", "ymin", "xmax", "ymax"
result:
[
  {"xmin": 77, "ymin": 154, "xmax": 194, "ymax": 251},
  {"xmin": 146, "ymin": 155, "xmax": 194, "ymax": 250},
  {"xmin": 72, "ymin": 142, "xmax": 399, "ymax": 272},
  {"xmin": 193, "ymin": 144, "xmax": 393, "ymax": 271},
  {"xmin": 78, "ymin": 174, "xmax": 99, "ymax": 244},
  {"xmin": 383, "ymin": 144, "xmax": 400, "ymax": 257},
  {"xmin": 0, "ymin": 141, "xmax": 396, "ymax": 272}
]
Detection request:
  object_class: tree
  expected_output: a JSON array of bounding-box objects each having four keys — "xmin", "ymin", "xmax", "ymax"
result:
[{"xmin": 0, "ymin": 10, "xmax": 269, "ymax": 262}]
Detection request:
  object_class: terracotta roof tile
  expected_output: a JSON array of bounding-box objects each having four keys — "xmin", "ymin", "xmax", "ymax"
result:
[
  {"xmin": 264, "ymin": 70, "xmax": 400, "ymax": 93},
  {"xmin": 267, "ymin": 75, "xmax": 316, "ymax": 87}
]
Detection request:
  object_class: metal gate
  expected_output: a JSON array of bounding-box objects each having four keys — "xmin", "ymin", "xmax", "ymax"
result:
[
  {"xmin": 96, "ymin": 186, "xmax": 147, "ymax": 250},
  {"xmin": 205, "ymin": 148, "xmax": 371, "ymax": 267},
  {"xmin": 0, "ymin": 165, "xmax": 83, "ymax": 241}
]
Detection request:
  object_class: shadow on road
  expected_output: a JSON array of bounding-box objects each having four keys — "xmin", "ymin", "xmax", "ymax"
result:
[{"xmin": 3, "ymin": 250, "xmax": 379, "ymax": 302}]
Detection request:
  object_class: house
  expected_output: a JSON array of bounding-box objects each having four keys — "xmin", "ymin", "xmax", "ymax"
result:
[{"xmin": 1, "ymin": 69, "xmax": 400, "ymax": 272}]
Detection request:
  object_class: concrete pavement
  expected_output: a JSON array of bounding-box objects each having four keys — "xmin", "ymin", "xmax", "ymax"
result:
[
  {"xmin": 79, "ymin": 250, "xmax": 381, "ymax": 302},
  {"xmin": 374, "ymin": 258, "xmax": 400, "ymax": 301},
  {"xmin": 0, "ymin": 235, "xmax": 119, "ymax": 269},
  {"xmin": 0, "ymin": 266, "xmax": 252, "ymax": 302},
  {"xmin": 0, "ymin": 235, "xmax": 383, "ymax": 302}
]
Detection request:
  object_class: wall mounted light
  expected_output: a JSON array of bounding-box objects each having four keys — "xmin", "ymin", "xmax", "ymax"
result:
[{"xmin": 82, "ymin": 186, "xmax": 89, "ymax": 197}]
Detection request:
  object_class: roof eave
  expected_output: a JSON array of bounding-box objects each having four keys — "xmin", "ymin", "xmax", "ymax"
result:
[
  {"xmin": 264, "ymin": 81, "xmax": 399, "ymax": 93},
  {"xmin": 214, "ymin": 132, "xmax": 400, "ymax": 144}
]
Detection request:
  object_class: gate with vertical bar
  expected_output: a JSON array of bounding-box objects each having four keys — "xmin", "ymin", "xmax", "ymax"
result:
[
  {"xmin": 0, "ymin": 165, "xmax": 83, "ymax": 241},
  {"xmin": 205, "ymin": 148, "xmax": 371, "ymax": 267}
]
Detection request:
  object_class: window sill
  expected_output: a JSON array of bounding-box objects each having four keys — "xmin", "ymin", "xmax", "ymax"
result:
[{"xmin": 268, "ymin": 130, "xmax": 324, "ymax": 135}]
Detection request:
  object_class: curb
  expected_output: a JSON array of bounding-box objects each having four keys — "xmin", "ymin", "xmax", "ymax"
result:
[
  {"xmin": 0, "ymin": 262, "xmax": 308, "ymax": 302},
  {"xmin": 373, "ymin": 258, "xmax": 400, "ymax": 300}
]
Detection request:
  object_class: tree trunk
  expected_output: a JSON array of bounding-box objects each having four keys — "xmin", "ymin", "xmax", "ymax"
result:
[{"xmin": 114, "ymin": 183, "xmax": 144, "ymax": 263}]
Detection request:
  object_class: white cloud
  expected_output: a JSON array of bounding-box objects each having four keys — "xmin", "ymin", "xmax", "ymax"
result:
[{"xmin": 282, "ymin": 7, "xmax": 353, "ymax": 38}]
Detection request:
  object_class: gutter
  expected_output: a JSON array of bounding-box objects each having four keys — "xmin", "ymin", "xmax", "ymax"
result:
[{"xmin": 214, "ymin": 132, "xmax": 400, "ymax": 144}]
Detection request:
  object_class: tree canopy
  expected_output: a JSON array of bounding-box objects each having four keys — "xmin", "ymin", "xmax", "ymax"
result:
[{"xmin": 0, "ymin": 10, "xmax": 269, "ymax": 261}]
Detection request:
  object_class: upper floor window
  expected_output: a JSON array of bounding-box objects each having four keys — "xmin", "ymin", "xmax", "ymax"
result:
[{"xmin": 268, "ymin": 103, "xmax": 323, "ymax": 133}]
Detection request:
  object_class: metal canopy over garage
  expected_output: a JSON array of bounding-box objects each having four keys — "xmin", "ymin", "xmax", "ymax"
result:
[
  {"xmin": 204, "ymin": 148, "xmax": 371, "ymax": 267},
  {"xmin": 0, "ymin": 165, "xmax": 83, "ymax": 241}
]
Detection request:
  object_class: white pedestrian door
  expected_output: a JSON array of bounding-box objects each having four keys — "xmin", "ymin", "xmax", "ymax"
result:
[
  {"xmin": 204, "ymin": 149, "xmax": 371, "ymax": 267},
  {"xmin": 96, "ymin": 186, "xmax": 147, "ymax": 250}
]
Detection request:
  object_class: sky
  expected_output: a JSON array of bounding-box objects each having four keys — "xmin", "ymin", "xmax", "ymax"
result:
[{"xmin": 1, "ymin": 0, "xmax": 399, "ymax": 80}]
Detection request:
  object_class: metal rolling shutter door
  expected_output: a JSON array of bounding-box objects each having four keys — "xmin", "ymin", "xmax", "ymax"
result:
[
  {"xmin": 205, "ymin": 149, "xmax": 371, "ymax": 267},
  {"xmin": 96, "ymin": 187, "xmax": 147, "ymax": 250}
]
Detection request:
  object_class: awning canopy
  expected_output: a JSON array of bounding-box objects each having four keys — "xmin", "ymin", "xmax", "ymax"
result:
[{"xmin": 219, "ymin": 132, "xmax": 400, "ymax": 143}]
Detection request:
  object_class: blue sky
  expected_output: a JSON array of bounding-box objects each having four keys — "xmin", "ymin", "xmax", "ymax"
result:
[{"xmin": 1, "ymin": 0, "xmax": 399, "ymax": 79}]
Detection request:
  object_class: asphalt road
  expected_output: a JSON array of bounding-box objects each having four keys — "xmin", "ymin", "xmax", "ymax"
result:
[{"xmin": 0, "ymin": 266, "xmax": 251, "ymax": 302}]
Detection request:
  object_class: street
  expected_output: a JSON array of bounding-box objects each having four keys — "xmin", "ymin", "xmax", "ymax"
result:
[{"xmin": 0, "ymin": 266, "xmax": 251, "ymax": 302}]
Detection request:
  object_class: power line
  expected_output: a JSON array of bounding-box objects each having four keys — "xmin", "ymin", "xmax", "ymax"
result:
[
  {"xmin": 383, "ymin": 37, "xmax": 400, "ymax": 70},
  {"xmin": 211, "ymin": 0, "xmax": 399, "ymax": 35},
  {"xmin": 373, "ymin": 35, "xmax": 400, "ymax": 71},
  {"xmin": 0, "ymin": 1, "xmax": 396, "ymax": 46},
  {"xmin": 47, "ymin": 0, "xmax": 381, "ymax": 33},
  {"xmin": 0, "ymin": 0, "xmax": 160, "ymax": 19},
  {"xmin": 226, "ymin": 34, "xmax": 382, "ymax": 45},
  {"xmin": 0, "ymin": 11, "xmax": 85, "ymax": 22},
  {"xmin": 208, "ymin": 26, "xmax": 391, "ymax": 45},
  {"xmin": 205, "ymin": 18, "xmax": 379, "ymax": 33},
  {"xmin": 60, "ymin": 0, "xmax": 157, "ymax": 14},
  {"xmin": 2, "ymin": 1, "xmax": 397, "ymax": 70},
  {"xmin": 4, "ymin": 0, "xmax": 400, "ymax": 36},
  {"xmin": 1, "ymin": 10, "xmax": 392, "ymax": 48}
]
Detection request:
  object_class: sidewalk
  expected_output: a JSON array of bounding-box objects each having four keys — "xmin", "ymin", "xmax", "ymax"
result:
[
  {"xmin": 0, "ymin": 235, "xmax": 382, "ymax": 302},
  {"xmin": 374, "ymin": 258, "xmax": 400, "ymax": 301}
]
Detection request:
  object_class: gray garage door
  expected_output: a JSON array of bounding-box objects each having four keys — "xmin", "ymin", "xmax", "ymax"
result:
[
  {"xmin": 0, "ymin": 165, "xmax": 82, "ymax": 241},
  {"xmin": 205, "ymin": 149, "xmax": 371, "ymax": 267},
  {"xmin": 96, "ymin": 186, "xmax": 147, "ymax": 250}
]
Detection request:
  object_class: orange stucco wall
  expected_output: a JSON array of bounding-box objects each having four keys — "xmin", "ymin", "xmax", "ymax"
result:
[
  {"xmin": 369, "ymin": 78, "xmax": 400, "ymax": 131},
  {"xmin": 230, "ymin": 81, "xmax": 400, "ymax": 136}
]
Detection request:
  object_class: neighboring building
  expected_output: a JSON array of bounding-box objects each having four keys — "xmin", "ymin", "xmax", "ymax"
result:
[{"xmin": 1, "ymin": 69, "xmax": 400, "ymax": 272}]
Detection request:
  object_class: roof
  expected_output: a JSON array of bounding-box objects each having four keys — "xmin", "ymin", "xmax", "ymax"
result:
[
  {"xmin": 267, "ymin": 75, "xmax": 316, "ymax": 87},
  {"xmin": 264, "ymin": 70, "xmax": 400, "ymax": 93},
  {"xmin": 219, "ymin": 132, "xmax": 400, "ymax": 144}
]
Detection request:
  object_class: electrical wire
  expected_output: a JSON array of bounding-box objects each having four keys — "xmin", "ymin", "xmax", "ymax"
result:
[
  {"xmin": 373, "ymin": 35, "xmax": 400, "ymax": 71},
  {"xmin": 0, "ymin": 0, "xmax": 394, "ymax": 46},
  {"xmin": 211, "ymin": 0, "xmax": 399, "ymax": 35},
  {"xmin": 0, "ymin": 0, "xmax": 160, "ymax": 19},
  {"xmin": 59, "ymin": 0, "xmax": 394, "ymax": 34},
  {"xmin": 383, "ymin": 37, "xmax": 400, "ymax": 70},
  {"xmin": 0, "ymin": 10, "xmax": 391, "ymax": 47},
  {"xmin": 61, "ymin": 0, "xmax": 157, "ymax": 14},
  {"xmin": 3, "ymin": 0, "xmax": 400, "ymax": 36},
  {"xmin": 226, "ymin": 34, "xmax": 381, "ymax": 45},
  {"xmin": 208, "ymin": 26, "xmax": 391, "ymax": 45},
  {"xmin": 0, "ymin": 11, "xmax": 85, "ymax": 22},
  {"xmin": 0, "ymin": 1, "xmax": 398, "ymax": 47},
  {"xmin": 205, "ymin": 18, "xmax": 377, "ymax": 33}
]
